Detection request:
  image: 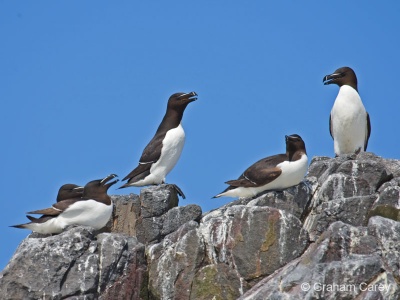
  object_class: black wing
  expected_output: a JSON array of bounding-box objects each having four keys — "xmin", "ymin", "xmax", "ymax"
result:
[
  {"xmin": 27, "ymin": 199, "xmax": 81, "ymax": 216},
  {"xmin": 225, "ymin": 154, "xmax": 286, "ymax": 187},
  {"xmin": 364, "ymin": 112, "xmax": 371, "ymax": 150},
  {"xmin": 26, "ymin": 215, "xmax": 55, "ymax": 223},
  {"xmin": 121, "ymin": 163, "xmax": 152, "ymax": 185},
  {"xmin": 139, "ymin": 132, "xmax": 166, "ymax": 164},
  {"xmin": 122, "ymin": 132, "xmax": 167, "ymax": 183}
]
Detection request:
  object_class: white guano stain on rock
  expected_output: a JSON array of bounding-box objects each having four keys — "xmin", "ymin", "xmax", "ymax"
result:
[
  {"xmin": 351, "ymin": 162, "xmax": 359, "ymax": 195},
  {"xmin": 278, "ymin": 210, "xmax": 289, "ymax": 265}
]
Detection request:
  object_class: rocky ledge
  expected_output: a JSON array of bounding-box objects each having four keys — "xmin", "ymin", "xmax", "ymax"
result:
[{"xmin": 1, "ymin": 152, "xmax": 400, "ymax": 299}]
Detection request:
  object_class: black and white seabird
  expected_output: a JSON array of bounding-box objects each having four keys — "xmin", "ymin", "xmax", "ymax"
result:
[
  {"xmin": 323, "ymin": 66, "xmax": 371, "ymax": 156},
  {"xmin": 119, "ymin": 92, "xmax": 198, "ymax": 197},
  {"xmin": 11, "ymin": 174, "xmax": 118, "ymax": 234},
  {"xmin": 213, "ymin": 134, "xmax": 308, "ymax": 199}
]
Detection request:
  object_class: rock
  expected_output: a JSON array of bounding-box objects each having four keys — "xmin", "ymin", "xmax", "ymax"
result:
[
  {"xmin": 110, "ymin": 185, "xmax": 202, "ymax": 245},
  {"xmin": 147, "ymin": 221, "xmax": 205, "ymax": 300},
  {"xmin": 131, "ymin": 184, "xmax": 202, "ymax": 245},
  {"xmin": 140, "ymin": 184, "xmax": 179, "ymax": 218},
  {"xmin": 367, "ymin": 178, "xmax": 400, "ymax": 222},
  {"xmin": 0, "ymin": 226, "xmax": 147, "ymax": 299},
  {"xmin": 191, "ymin": 264, "xmax": 245, "ymax": 300},
  {"xmin": 368, "ymin": 216, "xmax": 400, "ymax": 282},
  {"xmin": 239, "ymin": 221, "xmax": 400, "ymax": 300},
  {"xmin": 135, "ymin": 215, "xmax": 164, "ymax": 245},
  {"xmin": 109, "ymin": 193, "xmax": 141, "ymax": 235},
  {"xmin": 99, "ymin": 234, "xmax": 148, "ymax": 299},
  {"xmin": 308, "ymin": 153, "xmax": 392, "ymax": 193},
  {"xmin": 146, "ymin": 203, "xmax": 310, "ymax": 299},
  {"xmin": 2, "ymin": 153, "xmax": 400, "ymax": 299},
  {"xmin": 161, "ymin": 204, "xmax": 202, "ymax": 236},
  {"xmin": 304, "ymin": 152, "xmax": 394, "ymax": 241},
  {"xmin": 304, "ymin": 194, "xmax": 377, "ymax": 240},
  {"xmin": 200, "ymin": 205, "xmax": 308, "ymax": 281},
  {"xmin": 135, "ymin": 203, "xmax": 203, "ymax": 245}
]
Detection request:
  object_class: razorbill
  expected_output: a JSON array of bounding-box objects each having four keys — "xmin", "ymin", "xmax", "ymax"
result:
[
  {"xmin": 31, "ymin": 183, "xmax": 84, "ymax": 222},
  {"xmin": 119, "ymin": 92, "xmax": 198, "ymax": 198},
  {"xmin": 11, "ymin": 174, "xmax": 118, "ymax": 234},
  {"xmin": 213, "ymin": 134, "xmax": 308, "ymax": 199},
  {"xmin": 323, "ymin": 66, "xmax": 371, "ymax": 156}
]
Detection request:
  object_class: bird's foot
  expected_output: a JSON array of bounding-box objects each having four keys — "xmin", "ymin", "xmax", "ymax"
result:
[
  {"xmin": 335, "ymin": 153, "xmax": 357, "ymax": 160},
  {"xmin": 349, "ymin": 153, "xmax": 358, "ymax": 160},
  {"xmin": 159, "ymin": 182, "xmax": 186, "ymax": 199},
  {"xmin": 170, "ymin": 184, "xmax": 186, "ymax": 199}
]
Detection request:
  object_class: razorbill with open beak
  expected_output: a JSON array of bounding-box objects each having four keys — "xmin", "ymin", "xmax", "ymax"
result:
[
  {"xmin": 213, "ymin": 134, "xmax": 308, "ymax": 199},
  {"xmin": 119, "ymin": 92, "xmax": 198, "ymax": 198},
  {"xmin": 11, "ymin": 174, "xmax": 118, "ymax": 234},
  {"xmin": 323, "ymin": 66, "xmax": 371, "ymax": 156}
]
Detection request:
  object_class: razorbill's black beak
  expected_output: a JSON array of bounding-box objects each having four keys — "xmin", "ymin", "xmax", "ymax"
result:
[
  {"xmin": 100, "ymin": 174, "xmax": 119, "ymax": 188},
  {"xmin": 177, "ymin": 91, "xmax": 198, "ymax": 102},
  {"xmin": 72, "ymin": 186, "xmax": 84, "ymax": 192},
  {"xmin": 323, "ymin": 72, "xmax": 344, "ymax": 85}
]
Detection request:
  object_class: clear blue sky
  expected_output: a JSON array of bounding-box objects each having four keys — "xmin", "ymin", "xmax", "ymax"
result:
[{"xmin": 1, "ymin": 2, "xmax": 400, "ymax": 270}]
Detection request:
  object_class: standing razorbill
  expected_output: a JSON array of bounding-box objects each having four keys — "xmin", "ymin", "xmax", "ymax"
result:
[
  {"xmin": 323, "ymin": 66, "xmax": 371, "ymax": 156},
  {"xmin": 213, "ymin": 134, "xmax": 308, "ymax": 199},
  {"xmin": 11, "ymin": 174, "xmax": 118, "ymax": 234},
  {"xmin": 119, "ymin": 92, "xmax": 197, "ymax": 198}
]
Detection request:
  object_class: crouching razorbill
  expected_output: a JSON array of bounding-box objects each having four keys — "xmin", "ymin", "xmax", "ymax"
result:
[
  {"xmin": 323, "ymin": 66, "xmax": 371, "ymax": 156},
  {"xmin": 119, "ymin": 92, "xmax": 198, "ymax": 198},
  {"xmin": 11, "ymin": 174, "xmax": 118, "ymax": 234},
  {"xmin": 213, "ymin": 134, "xmax": 308, "ymax": 199}
]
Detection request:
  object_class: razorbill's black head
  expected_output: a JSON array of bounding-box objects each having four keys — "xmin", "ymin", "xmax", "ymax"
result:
[
  {"xmin": 11, "ymin": 174, "xmax": 119, "ymax": 234},
  {"xmin": 82, "ymin": 174, "xmax": 119, "ymax": 205},
  {"xmin": 56, "ymin": 184, "xmax": 83, "ymax": 202},
  {"xmin": 323, "ymin": 67, "xmax": 371, "ymax": 156},
  {"xmin": 119, "ymin": 92, "xmax": 198, "ymax": 198},
  {"xmin": 323, "ymin": 66, "xmax": 358, "ymax": 91},
  {"xmin": 213, "ymin": 134, "xmax": 308, "ymax": 199},
  {"xmin": 167, "ymin": 92, "xmax": 198, "ymax": 113},
  {"xmin": 285, "ymin": 134, "xmax": 307, "ymax": 161}
]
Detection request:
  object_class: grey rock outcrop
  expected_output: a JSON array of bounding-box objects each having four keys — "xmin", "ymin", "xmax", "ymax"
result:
[
  {"xmin": 1, "ymin": 152, "xmax": 400, "ymax": 299},
  {"xmin": 0, "ymin": 185, "xmax": 201, "ymax": 299},
  {"xmin": 0, "ymin": 226, "xmax": 147, "ymax": 299},
  {"xmin": 239, "ymin": 219, "xmax": 400, "ymax": 300}
]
